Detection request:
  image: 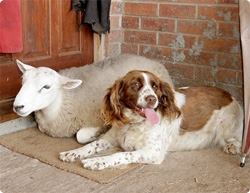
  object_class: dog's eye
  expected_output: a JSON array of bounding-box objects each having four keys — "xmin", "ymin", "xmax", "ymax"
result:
[
  {"xmin": 152, "ymin": 84, "xmax": 158, "ymax": 91},
  {"xmin": 131, "ymin": 82, "xmax": 140, "ymax": 91}
]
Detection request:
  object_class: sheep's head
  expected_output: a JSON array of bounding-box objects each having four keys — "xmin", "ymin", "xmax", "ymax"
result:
[{"xmin": 13, "ymin": 60, "xmax": 82, "ymax": 117}]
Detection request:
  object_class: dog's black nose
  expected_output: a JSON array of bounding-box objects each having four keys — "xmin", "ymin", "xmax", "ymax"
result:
[
  {"xmin": 14, "ymin": 105, "xmax": 24, "ymax": 112},
  {"xmin": 146, "ymin": 95, "xmax": 156, "ymax": 105}
]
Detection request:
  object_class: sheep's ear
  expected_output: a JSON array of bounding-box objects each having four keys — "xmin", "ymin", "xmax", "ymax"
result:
[
  {"xmin": 59, "ymin": 76, "xmax": 82, "ymax": 89},
  {"xmin": 16, "ymin": 59, "xmax": 35, "ymax": 73}
]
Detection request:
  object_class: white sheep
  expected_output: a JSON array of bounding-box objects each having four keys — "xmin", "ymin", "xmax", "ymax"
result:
[{"xmin": 13, "ymin": 54, "xmax": 173, "ymax": 143}]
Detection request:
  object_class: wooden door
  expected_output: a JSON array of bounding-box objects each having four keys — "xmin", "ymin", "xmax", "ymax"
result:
[{"xmin": 0, "ymin": 0, "xmax": 94, "ymax": 122}]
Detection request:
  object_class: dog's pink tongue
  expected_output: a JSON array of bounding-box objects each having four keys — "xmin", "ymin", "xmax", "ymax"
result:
[{"xmin": 144, "ymin": 108, "xmax": 159, "ymax": 125}]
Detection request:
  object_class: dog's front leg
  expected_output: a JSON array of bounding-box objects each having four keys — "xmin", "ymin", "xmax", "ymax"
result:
[
  {"xmin": 59, "ymin": 131, "xmax": 116, "ymax": 163},
  {"xmin": 82, "ymin": 148, "xmax": 165, "ymax": 170}
]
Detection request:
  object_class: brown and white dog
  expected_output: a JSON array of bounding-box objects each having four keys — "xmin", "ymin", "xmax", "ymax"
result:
[{"xmin": 60, "ymin": 70, "xmax": 243, "ymax": 170}]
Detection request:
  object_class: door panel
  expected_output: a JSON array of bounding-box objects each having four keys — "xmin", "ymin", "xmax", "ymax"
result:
[
  {"xmin": 58, "ymin": 0, "xmax": 81, "ymax": 55},
  {"xmin": 22, "ymin": 0, "xmax": 51, "ymax": 59},
  {"xmin": 0, "ymin": 0, "xmax": 94, "ymax": 100}
]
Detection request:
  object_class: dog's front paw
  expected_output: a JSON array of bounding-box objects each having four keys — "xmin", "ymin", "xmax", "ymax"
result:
[
  {"xmin": 59, "ymin": 151, "xmax": 82, "ymax": 163},
  {"xmin": 81, "ymin": 158, "xmax": 109, "ymax": 170}
]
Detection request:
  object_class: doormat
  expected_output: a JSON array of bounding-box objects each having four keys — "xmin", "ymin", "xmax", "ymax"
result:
[{"xmin": 0, "ymin": 127, "xmax": 141, "ymax": 184}]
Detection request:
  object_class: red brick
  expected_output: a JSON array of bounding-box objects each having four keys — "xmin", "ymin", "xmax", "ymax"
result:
[
  {"xmin": 105, "ymin": 30, "xmax": 122, "ymax": 43},
  {"xmin": 110, "ymin": 2, "xmax": 122, "ymax": 14},
  {"xmin": 125, "ymin": 3, "xmax": 158, "ymax": 16},
  {"xmin": 160, "ymin": 4, "xmax": 196, "ymax": 19},
  {"xmin": 178, "ymin": 20, "xmax": 215, "ymax": 35},
  {"xmin": 165, "ymin": 63, "xmax": 195, "ymax": 79},
  {"xmin": 105, "ymin": 43, "xmax": 120, "ymax": 56},
  {"xmin": 198, "ymin": 6, "xmax": 239, "ymax": 22},
  {"xmin": 184, "ymin": 50, "xmax": 216, "ymax": 66},
  {"xmin": 139, "ymin": 45, "xmax": 172, "ymax": 60},
  {"xmin": 158, "ymin": 33, "xmax": 196, "ymax": 49},
  {"xmin": 158, "ymin": 33, "xmax": 177, "ymax": 47},
  {"xmin": 217, "ymin": 68, "xmax": 237, "ymax": 84},
  {"xmin": 199, "ymin": 37, "xmax": 240, "ymax": 53},
  {"xmin": 195, "ymin": 66, "xmax": 217, "ymax": 83},
  {"xmin": 237, "ymin": 71, "xmax": 243, "ymax": 86},
  {"xmin": 124, "ymin": 0, "xmax": 175, "ymax": 2},
  {"xmin": 196, "ymin": 66, "xmax": 238, "ymax": 86},
  {"xmin": 141, "ymin": 18, "xmax": 175, "ymax": 32},
  {"xmin": 170, "ymin": 76, "xmax": 195, "ymax": 88},
  {"xmin": 122, "ymin": 16, "xmax": 139, "ymax": 29},
  {"xmin": 121, "ymin": 43, "xmax": 139, "ymax": 55},
  {"xmin": 217, "ymin": 0, "xmax": 238, "ymax": 4},
  {"xmin": 217, "ymin": 53, "xmax": 242, "ymax": 70},
  {"xmin": 178, "ymin": 0, "xmax": 216, "ymax": 3},
  {"xmin": 110, "ymin": 16, "xmax": 120, "ymax": 29},
  {"xmin": 124, "ymin": 30, "xmax": 157, "ymax": 44},
  {"xmin": 218, "ymin": 22, "xmax": 240, "ymax": 39}
]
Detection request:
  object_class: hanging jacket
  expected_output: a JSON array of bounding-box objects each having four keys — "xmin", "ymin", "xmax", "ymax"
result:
[{"xmin": 71, "ymin": 0, "xmax": 111, "ymax": 34}]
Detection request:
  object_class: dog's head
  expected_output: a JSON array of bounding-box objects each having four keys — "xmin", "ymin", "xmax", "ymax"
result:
[{"xmin": 102, "ymin": 70, "xmax": 181, "ymax": 126}]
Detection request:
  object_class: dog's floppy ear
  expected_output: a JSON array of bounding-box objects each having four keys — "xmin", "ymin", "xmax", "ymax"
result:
[
  {"xmin": 102, "ymin": 78, "xmax": 128, "ymax": 126},
  {"xmin": 159, "ymin": 81, "xmax": 181, "ymax": 121}
]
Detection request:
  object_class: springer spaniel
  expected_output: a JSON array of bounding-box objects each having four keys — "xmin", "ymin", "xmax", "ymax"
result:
[{"xmin": 60, "ymin": 70, "xmax": 243, "ymax": 170}]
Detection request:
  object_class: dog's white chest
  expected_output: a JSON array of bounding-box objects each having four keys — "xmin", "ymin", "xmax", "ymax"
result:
[{"xmin": 117, "ymin": 124, "xmax": 146, "ymax": 151}]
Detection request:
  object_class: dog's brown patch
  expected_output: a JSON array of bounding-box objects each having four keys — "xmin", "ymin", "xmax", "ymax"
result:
[{"xmin": 177, "ymin": 85, "xmax": 233, "ymax": 134}]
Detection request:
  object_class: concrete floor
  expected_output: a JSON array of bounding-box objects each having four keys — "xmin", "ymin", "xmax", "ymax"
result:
[
  {"xmin": 0, "ymin": 116, "xmax": 36, "ymax": 136},
  {"xmin": 1, "ymin": 143, "xmax": 250, "ymax": 193}
]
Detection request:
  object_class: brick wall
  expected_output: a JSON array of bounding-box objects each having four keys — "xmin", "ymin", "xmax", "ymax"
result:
[
  {"xmin": 106, "ymin": 0, "xmax": 243, "ymax": 104},
  {"xmin": 105, "ymin": 0, "xmax": 123, "ymax": 57}
]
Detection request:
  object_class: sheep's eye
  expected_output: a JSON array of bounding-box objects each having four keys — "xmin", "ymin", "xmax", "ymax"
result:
[
  {"xmin": 39, "ymin": 85, "xmax": 51, "ymax": 93},
  {"xmin": 43, "ymin": 85, "xmax": 51, "ymax": 90}
]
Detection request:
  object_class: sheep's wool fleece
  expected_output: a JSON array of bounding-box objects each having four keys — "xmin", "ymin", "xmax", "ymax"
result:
[{"xmin": 35, "ymin": 55, "xmax": 173, "ymax": 137}]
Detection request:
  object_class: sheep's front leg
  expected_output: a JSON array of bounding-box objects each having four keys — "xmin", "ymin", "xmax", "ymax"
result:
[
  {"xmin": 59, "ymin": 132, "xmax": 116, "ymax": 163},
  {"xmin": 76, "ymin": 127, "xmax": 104, "ymax": 144}
]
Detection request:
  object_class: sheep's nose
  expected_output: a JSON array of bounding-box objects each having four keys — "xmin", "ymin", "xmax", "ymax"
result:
[
  {"xmin": 145, "ymin": 95, "xmax": 156, "ymax": 105},
  {"xmin": 14, "ymin": 105, "xmax": 24, "ymax": 112}
]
